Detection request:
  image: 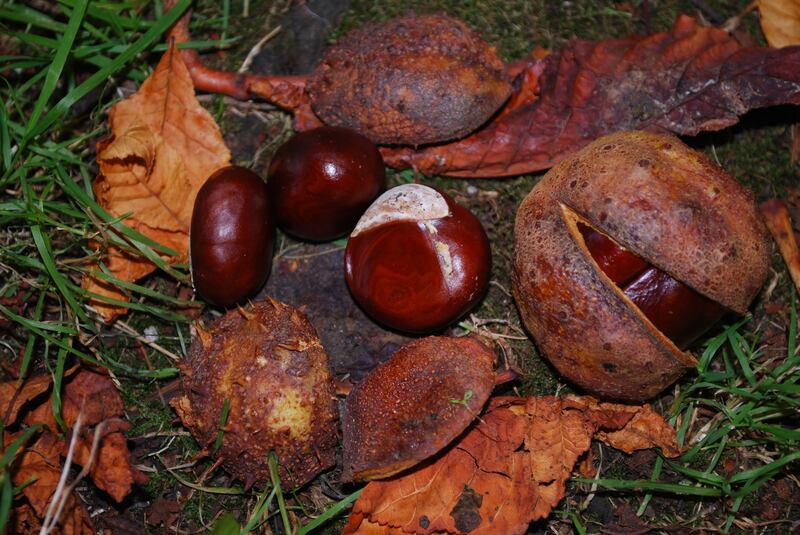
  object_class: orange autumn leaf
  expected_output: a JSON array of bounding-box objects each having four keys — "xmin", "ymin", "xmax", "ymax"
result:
[
  {"xmin": 343, "ymin": 513, "xmax": 448, "ymax": 535},
  {"xmin": 5, "ymin": 367, "xmax": 145, "ymax": 533},
  {"xmin": 83, "ymin": 43, "xmax": 230, "ymax": 322},
  {"xmin": 346, "ymin": 396, "xmax": 680, "ymax": 535},
  {"xmin": 0, "ymin": 372, "xmax": 54, "ymax": 425},
  {"xmin": 760, "ymin": 0, "xmax": 800, "ymax": 48},
  {"xmin": 7, "ymin": 431, "xmax": 95, "ymax": 535},
  {"xmin": 22, "ymin": 368, "xmax": 145, "ymax": 503}
]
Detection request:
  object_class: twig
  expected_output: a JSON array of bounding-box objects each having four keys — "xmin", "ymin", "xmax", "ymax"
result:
[
  {"xmin": 163, "ymin": 0, "xmax": 307, "ymax": 109},
  {"xmin": 40, "ymin": 411, "xmax": 84, "ymax": 535},
  {"xmin": 761, "ymin": 199, "xmax": 800, "ymax": 295},
  {"xmin": 579, "ymin": 445, "xmax": 604, "ymax": 510},
  {"xmin": 238, "ymin": 26, "xmax": 283, "ymax": 74},
  {"xmin": 115, "ymin": 319, "xmax": 181, "ymax": 361},
  {"xmin": 131, "ymin": 430, "xmax": 191, "ymax": 440},
  {"xmin": 195, "ymin": 94, "xmax": 278, "ymax": 112},
  {"xmin": 283, "ymin": 246, "xmax": 346, "ymax": 260},
  {"xmin": 721, "ymin": 0, "xmax": 758, "ymax": 33},
  {"xmin": 40, "ymin": 411, "xmax": 106, "ymax": 535}
]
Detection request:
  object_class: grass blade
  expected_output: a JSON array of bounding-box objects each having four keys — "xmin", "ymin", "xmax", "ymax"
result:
[
  {"xmin": 30, "ymin": 224, "xmax": 93, "ymax": 327},
  {"xmin": 0, "ymin": 473, "xmax": 12, "ymax": 535},
  {"xmin": 25, "ymin": 0, "xmax": 192, "ymax": 143},
  {"xmin": 52, "ymin": 345, "xmax": 69, "ymax": 432},
  {"xmin": 296, "ymin": 488, "xmax": 363, "ymax": 535},
  {"xmin": 24, "ymin": 0, "xmax": 89, "ymax": 138},
  {"xmin": 576, "ymin": 478, "xmax": 723, "ymax": 497},
  {"xmin": 0, "ymin": 425, "xmax": 43, "ymax": 470}
]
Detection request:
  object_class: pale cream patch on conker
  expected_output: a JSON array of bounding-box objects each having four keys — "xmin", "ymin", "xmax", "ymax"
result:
[
  {"xmin": 351, "ymin": 184, "xmax": 450, "ymax": 237},
  {"xmin": 434, "ymin": 241, "xmax": 454, "ymax": 283}
]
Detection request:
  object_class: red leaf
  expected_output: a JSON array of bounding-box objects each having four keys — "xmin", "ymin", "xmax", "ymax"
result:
[{"xmin": 382, "ymin": 15, "xmax": 800, "ymax": 177}]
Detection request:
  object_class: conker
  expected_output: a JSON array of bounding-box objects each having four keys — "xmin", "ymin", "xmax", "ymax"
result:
[
  {"xmin": 513, "ymin": 131, "xmax": 770, "ymax": 401},
  {"xmin": 578, "ymin": 224, "xmax": 725, "ymax": 349},
  {"xmin": 267, "ymin": 126, "xmax": 386, "ymax": 241},
  {"xmin": 345, "ymin": 184, "xmax": 491, "ymax": 333},
  {"xmin": 190, "ymin": 165, "xmax": 274, "ymax": 307}
]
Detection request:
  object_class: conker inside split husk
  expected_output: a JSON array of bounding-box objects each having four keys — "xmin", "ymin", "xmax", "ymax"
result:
[
  {"xmin": 513, "ymin": 131, "xmax": 770, "ymax": 402},
  {"xmin": 172, "ymin": 298, "xmax": 338, "ymax": 488}
]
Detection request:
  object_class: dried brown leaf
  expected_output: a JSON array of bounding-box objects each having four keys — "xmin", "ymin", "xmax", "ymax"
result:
[
  {"xmin": 0, "ymin": 373, "xmax": 53, "ymax": 425},
  {"xmin": 347, "ymin": 396, "xmax": 680, "ymax": 535},
  {"xmin": 761, "ymin": 199, "xmax": 800, "ymax": 296},
  {"xmin": 60, "ymin": 368, "xmax": 125, "ymax": 427},
  {"xmin": 83, "ymin": 43, "xmax": 230, "ymax": 321},
  {"xmin": 382, "ymin": 15, "xmax": 800, "ymax": 177},
  {"xmin": 597, "ymin": 404, "xmax": 682, "ymax": 457},
  {"xmin": 72, "ymin": 422, "xmax": 143, "ymax": 503},
  {"xmin": 16, "ymin": 368, "xmax": 144, "ymax": 506},
  {"xmin": 760, "ymin": 0, "xmax": 800, "ymax": 48},
  {"xmin": 7, "ymin": 431, "xmax": 95, "ymax": 535}
]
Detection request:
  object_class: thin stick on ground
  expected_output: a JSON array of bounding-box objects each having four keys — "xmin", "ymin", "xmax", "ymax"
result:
[
  {"xmin": 238, "ymin": 26, "xmax": 283, "ymax": 74},
  {"xmin": 39, "ymin": 411, "xmax": 106, "ymax": 535}
]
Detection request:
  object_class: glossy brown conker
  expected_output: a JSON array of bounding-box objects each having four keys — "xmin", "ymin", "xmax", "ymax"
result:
[
  {"xmin": 190, "ymin": 165, "xmax": 274, "ymax": 307},
  {"xmin": 344, "ymin": 184, "xmax": 491, "ymax": 333},
  {"xmin": 267, "ymin": 126, "xmax": 386, "ymax": 241},
  {"xmin": 578, "ymin": 224, "xmax": 726, "ymax": 350}
]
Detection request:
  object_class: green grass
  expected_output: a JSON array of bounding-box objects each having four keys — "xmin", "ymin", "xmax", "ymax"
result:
[
  {"xmin": 577, "ymin": 311, "xmax": 800, "ymax": 531},
  {"xmin": 0, "ymin": 0, "xmax": 798, "ymax": 533}
]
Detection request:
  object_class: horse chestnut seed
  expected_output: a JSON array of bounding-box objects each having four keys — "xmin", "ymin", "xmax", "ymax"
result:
[
  {"xmin": 345, "ymin": 184, "xmax": 491, "ymax": 333},
  {"xmin": 190, "ymin": 165, "xmax": 274, "ymax": 307},
  {"xmin": 578, "ymin": 224, "xmax": 725, "ymax": 350},
  {"xmin": 267, "ymin": 126, "xmax": 386, "ymax": 241}
]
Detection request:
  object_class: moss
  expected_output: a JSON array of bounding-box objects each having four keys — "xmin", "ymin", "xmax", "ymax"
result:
[
  {"xmin": 192, "ymin": 0, "xmax": 289, "ymax": 71},
  {"xmin": 692, "ymin": 116, "xmax": 799, "ymax": 200},
  {"xmin": 337, "ymin": 0, "xmax": 759, "ymax": 61}
]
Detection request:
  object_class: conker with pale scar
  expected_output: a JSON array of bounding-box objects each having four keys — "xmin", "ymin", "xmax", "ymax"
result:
[
  {"xmin": 191, "ymin": 165, "xmax": 274, "ymax": 307},
  {"xmin": 267, "ymin": 126, "xmax": 386, "ymax": 241},
  {"xmin": 345, "ymin": 184, "xmax": 491, "ymax": 333},
  {"xmin": 513, "ymin": 131, "xmax": 770, "ymax": 402}
]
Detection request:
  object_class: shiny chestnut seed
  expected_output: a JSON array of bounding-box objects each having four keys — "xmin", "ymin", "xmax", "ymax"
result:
[
  {"xmin": 191, "ymin": 166, "xmax": 274, "ymax": 307},
  {"xmin": 514, "ymin": 131, "xmax": 770, "ymax": 402},
  {"xmin": 579, "ymin": 224, "xmax": 725, "ymax": 349},
  {"xmin": 344, "ymin": 184, "xmax": 491, "ymax": 333},
  {"xmin": 623, "ymin": 267, "xmax": 725, "ymax": 349},
  {"xmin": 578, "ymin": 223, "xmax": 648, "ymax": 286},
  {"xmin": 267, "ymin": 126, "xmax": 386, "ymax": 241}
]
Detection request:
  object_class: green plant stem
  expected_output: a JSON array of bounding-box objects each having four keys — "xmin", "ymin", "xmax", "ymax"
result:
[{"xmin": 269, "ymin": 452, "xmax": 293, "ymax": 535}]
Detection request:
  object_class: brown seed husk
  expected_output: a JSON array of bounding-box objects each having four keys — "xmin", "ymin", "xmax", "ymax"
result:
[
  {"xmin": 307, "ymin": 13, "xmax": 510, "ymax": 145},
  {"xmin": 173, "ymin": 298, "xmax": 338, "ymax": 488},
  {"xmin": 341, "ymin": 336, "xmax": 496, "ymax": 482},
  {"xmin": 512, "ymin": 131, "xmax": 770, "ymax": 401}
]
